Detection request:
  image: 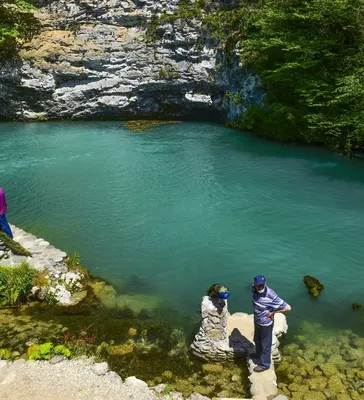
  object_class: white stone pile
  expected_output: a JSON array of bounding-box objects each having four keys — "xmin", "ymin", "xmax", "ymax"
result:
[{"xmin": 191, "ymin": 296, "xmax": 289, "ymax": 400}]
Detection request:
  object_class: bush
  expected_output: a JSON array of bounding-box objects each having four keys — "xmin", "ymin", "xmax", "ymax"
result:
[
  {"xmin": 0, "ymin": 262, "xmax": 37, "ymax": 306},
  {"xmin": 206, "ymin": 0, "xmax": 364, "ymax": 154},
  {"xmin": 0, "ymin": 0, "xmax": 40, "ymax": 60},
  {"xmin": 0, "ymin": 349, "xmax": 12, "ymax": 360}
]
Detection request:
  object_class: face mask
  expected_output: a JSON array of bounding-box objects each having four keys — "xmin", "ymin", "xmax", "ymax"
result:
[{"xmin": 257, "ymin": 286, "xmax": 265, "ymax": 294}]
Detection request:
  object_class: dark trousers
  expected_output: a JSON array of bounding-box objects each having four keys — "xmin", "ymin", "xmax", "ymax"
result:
[
  {"xmin": 0, "ymin": 214, "xmax": 13, "ymax": 238},
  {"xmin": 254, "ymin": 322, "xmax": 273, "ymax": 368}
]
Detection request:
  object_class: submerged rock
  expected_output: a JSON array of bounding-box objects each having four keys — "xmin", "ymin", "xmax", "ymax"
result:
[
  {"xmin": 90, "ymin": 281, "xmax": 117, "ymax": 308},
  {"xmin": 303, "ymin": 276, "xmax": 324, "ymax": 298},
  {"xmin": 107, "ymin": 343, "xmax": 134, "ymax": 356},
  {"xmin": 115, "ymin": 293, "xmax": 162, "ymax": 312},
  {"xmin": 277, "ymin": 321, "xmax": 364, "ymax": 399},
  {"xmin": 352, "ymin": 302, "xmax": 362, "ymax": 311},
  {"xmin": 124, "ymin": 120, "xmax": 182, "ymax": 132}
]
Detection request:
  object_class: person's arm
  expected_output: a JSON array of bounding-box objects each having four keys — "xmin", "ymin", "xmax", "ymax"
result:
[
  {"xmin": 268, "ymin": 291, "xmax": 291, "ymax": 319},
  {"xmin": 268, "ymin": 304, "xmax": 291, "ymax": 319}
]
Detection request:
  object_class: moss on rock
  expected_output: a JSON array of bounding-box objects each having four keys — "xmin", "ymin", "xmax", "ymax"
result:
[
  {"xmin": 123, "ymin": 120, "xmax": 182, "ymax": 132},
  {"xmin": 0, "ymin": 232, "xmax": 31, "ymax": 257},
  {"xmin": 201, "ymin": 363, "xmax": 224, "ymax": 374},
  {"xmin": 303, "ymin": 275, "xmax": 324, "ymax": 298}
]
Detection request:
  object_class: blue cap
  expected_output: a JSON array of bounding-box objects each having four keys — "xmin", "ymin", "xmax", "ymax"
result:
[{"xmin": 254, "ymin": 275, "xmax": 266, "ymax": 285}]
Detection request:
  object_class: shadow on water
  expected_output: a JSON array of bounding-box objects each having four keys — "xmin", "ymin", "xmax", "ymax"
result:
[{"xmin": 210, "ymin": 125, "xmax": 364, "ymax": 184}]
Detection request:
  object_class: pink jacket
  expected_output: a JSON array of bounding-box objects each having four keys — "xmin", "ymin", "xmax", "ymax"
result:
[{"xmin": 0, "ymin": 188, "xmax": 7, "ymax": 215}]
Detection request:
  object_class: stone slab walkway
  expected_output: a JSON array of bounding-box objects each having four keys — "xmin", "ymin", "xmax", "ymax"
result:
[{"xmin": 227, "ymin": 313, "xmax": 287, "ymax": 400}]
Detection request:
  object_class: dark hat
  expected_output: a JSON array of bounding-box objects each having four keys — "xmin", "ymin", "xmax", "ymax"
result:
[{"xmin": 254, "ymin": 275, "xmax": 266, "ymax": 285}]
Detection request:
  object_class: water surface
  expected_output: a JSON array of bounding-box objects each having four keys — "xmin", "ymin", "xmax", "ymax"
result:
[{"xmin": 1, "ymin": 121, "xmax": 364, "ymax": 335}]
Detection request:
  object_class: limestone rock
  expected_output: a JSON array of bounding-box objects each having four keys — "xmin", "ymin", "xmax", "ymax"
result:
[
  {"xmin": 0, "ymin": 1, "xmax": 259, "ymax": 123},
  {"xmin": 124, "ymin": 376, "xmax": 148, "ymax": 391}
]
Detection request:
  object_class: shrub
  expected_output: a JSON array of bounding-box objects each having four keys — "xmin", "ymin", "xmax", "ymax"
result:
[
  {"xmin": 0, "ymin": 262, "xmax": 37, "ymax": 306},
  {"xmin": 0, "ymin": 0, "xmax": 40, "ymax": 60},
  {"xmin": 66, "ymin": 252, "xmax": 90, "ymax": 278},
  {"xmin": 28, "ymin": 342, "xmax": 71, "ymax": 360},
  {"xmin": 0, "ymin": 349, "xmax": 12, "ymax": 360}
]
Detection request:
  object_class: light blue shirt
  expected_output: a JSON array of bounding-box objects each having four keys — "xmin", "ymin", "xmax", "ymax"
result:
[{"xmin": 252, "ymin": 286, "xmax": 288, "ymax": 326}]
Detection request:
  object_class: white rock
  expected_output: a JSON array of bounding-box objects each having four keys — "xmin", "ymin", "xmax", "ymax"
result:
[
  {"xmin": 124, "ymin": 376, "xmax": 148, "ymax": 391},
  {"xmin": 91, "ymin": 362, "xmax": 109, "ymax": 376},
  {"xmin": 187, "ymin": 394, "xmax": 210, "ymax": 400}
]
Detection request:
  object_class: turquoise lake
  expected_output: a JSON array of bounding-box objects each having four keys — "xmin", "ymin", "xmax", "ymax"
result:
[{"xmin": 1, "ymin": 122, "xmax": 364, "ymax": 336}]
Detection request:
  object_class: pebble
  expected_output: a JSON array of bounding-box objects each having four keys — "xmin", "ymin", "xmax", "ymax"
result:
[{"xmin": 50, "ymin": 356, "xmax": 64, "ymax": 365}]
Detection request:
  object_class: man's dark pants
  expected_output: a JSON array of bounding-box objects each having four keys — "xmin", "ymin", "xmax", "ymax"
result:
[{"xmin": 253, "ymin": 322, "xmax": 273, "ymax": 368}]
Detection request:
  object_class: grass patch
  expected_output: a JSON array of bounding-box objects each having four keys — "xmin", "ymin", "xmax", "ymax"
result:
[
  {"xmin": 0, "ymin": 231, "xmax": 31, "ymax": 257},
  {"xmin": 0, "ymin": 262, "xmax": 38, "ymax": 306},
  {"xmin": 66, "ymin": 252, "xmax": 91, "ymax": 278}
]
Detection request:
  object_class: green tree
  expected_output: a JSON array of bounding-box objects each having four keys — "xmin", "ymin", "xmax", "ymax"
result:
[
  {"xmin": 207, "ymin": 0, "xmax": 364, "ymax": 154},
  {"xmin": 0, "ymin": 0, "xmax": 39, "ymax": 59}
]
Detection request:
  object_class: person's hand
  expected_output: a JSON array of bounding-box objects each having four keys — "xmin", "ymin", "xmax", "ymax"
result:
[{"xmin": 268, "ymin": 312, "xmax": 275, "ymax": 320}]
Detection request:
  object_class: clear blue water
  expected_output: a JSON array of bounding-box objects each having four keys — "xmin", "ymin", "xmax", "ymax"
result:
[{"xmin": 1, "ymin": 122, "xmax": 364, "ymax": 336}]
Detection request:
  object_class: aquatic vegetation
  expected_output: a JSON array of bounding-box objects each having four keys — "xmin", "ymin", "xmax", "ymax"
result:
[
  {"xmin": 352, "ymin": 302, "xmax": 362, "ymax": 311},
  {"xmin": 0, "ymin": 232, "xmax": 31, "ymax": 257},
  {"xmin": 123, "ymin": 120, "xmax": 182, "ymax": 132},
  {"xmin": 303, "ymin": 276, "xmax": 324, "ymax": 298},
  {"xmin": 0, "ymin": 262, "xmax": 38, "ymax": 306},
  {"xmin": 28, "ymin": 342, "xmax": 71, "ymax": 360}
]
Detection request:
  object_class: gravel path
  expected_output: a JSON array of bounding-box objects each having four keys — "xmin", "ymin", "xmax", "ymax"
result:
[
  {"xmin": 0, "ymin": 358, "xmax": 160, "ymax": 400},
  {"xmin": 0, "ymin": 357, "xmax": 256, "ymax": 400}
]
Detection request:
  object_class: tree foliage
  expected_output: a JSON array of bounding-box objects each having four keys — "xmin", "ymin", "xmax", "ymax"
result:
[
  {"xmin": 0, "ymin": 0, "xmax": 39, "ymax": 59},
  {"xmin": 208, "ymin": 0, "xmax": 364, "ymax": 154}
]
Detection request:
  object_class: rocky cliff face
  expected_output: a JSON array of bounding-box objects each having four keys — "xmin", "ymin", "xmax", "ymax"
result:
[{"xmin": 0, "ymin": 0, "xmax": 259, "ymax": 122}]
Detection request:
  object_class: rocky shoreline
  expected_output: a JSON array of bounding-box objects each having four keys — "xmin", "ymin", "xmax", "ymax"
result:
[{"xmin": 4, "ymin": 223, "xmax": 364, "ymax": 399}]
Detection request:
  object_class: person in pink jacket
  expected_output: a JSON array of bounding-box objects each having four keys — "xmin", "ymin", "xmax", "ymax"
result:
[{"xmin": 0, "ymin": 188, "xmax": 13, "ymax": 238}]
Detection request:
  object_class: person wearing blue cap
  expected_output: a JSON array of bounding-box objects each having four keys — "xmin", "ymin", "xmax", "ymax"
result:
[{"xmin": 251, "ymin": 274, "xmax": 291, "ymax": 372}]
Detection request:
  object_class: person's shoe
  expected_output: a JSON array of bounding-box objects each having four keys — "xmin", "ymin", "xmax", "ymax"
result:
[{"xmin": 253, "ymin": 365, "xmax": 269, "ymax": 373}]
